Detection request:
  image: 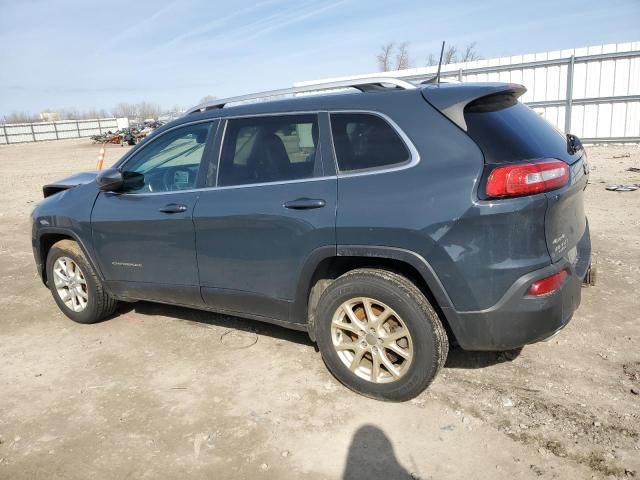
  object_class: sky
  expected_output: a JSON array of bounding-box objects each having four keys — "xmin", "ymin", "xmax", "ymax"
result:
[{"xmin": 0, "ymin": 0, "xmax": 639, "ymax": 117}]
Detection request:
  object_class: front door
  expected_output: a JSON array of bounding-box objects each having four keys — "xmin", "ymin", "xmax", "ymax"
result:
[
  {"xmin": 194, "ymin": 113, "xmax": 337, "ymax": 324},
  {"xmin": 91, "ymin": 121, "xmax": 217, "ymax": 306}
]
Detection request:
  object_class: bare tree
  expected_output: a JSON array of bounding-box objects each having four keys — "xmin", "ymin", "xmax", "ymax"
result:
[
  {"xmin": 376, "ymin": 42, "xmax": 413, "ymax": 71},
  {"xmin": 395, "ymin": 42, "xmax": 411, "ymax": 70},
  {"xmin": 376, "ymin": 42, "xmax": 395, "ymax": 72},
  {"xmin": 443, "ymin": 45, "xmax": 458, "ymax": 64},
  {"xmin": 460, "ymin": 42, "xmax": 481, "ymax": 62},
  {"xmin": 3, "ymin": 111, "xmax": 39, "ymax": 123},
  {"xmin": 378, "ymin": 41, "xmax": 481, "ymax": 71},
  {"xmin": 111, "ymin": 102, "xmax": 138, "ymax": 119},
  {"xmin": 426, "ymin": 42, "xmax": 481, "ymax": 66},
  {"xmin": 58, "ymin": 108, "xmax": 80, "ymax": 120},
  {"xmin": 137, "ymin": 102, "xmax": 162, "ymax": 121}
]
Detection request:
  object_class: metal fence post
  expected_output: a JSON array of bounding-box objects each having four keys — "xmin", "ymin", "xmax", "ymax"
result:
[
  {"xmin": 564, "ymin": 55, "xmax": 575, "ymax": 134},
  {"xmin": 53, "ymin": 122, "xmax": 59, "ymax": 140},
  {"xmin": 458, "ymin": 69, "xmax": 463, "ymax": 82},
  {"xmin": 30, "ymin": 123, "xmax": 36, "ymax": 142},
  {"xmin": 1, "ymin": 125, "xmax": 7, "ymax": 144},
  {"xmin": 76, "ymin": 120, "xmax": 81, "ymax": 138}
]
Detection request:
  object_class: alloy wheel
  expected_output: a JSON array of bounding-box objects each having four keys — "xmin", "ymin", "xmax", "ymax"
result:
[
  {"xmin": 52, "ymin": 256, "xmax": 88, "ymax": 312},
  {"xmin": 330, "ymin": 297, "xmax": 414, "ymax": 383}
]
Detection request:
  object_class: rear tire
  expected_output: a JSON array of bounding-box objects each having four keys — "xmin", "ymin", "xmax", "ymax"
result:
[
  {"xmin": 314, "ymin": 269, "xmax": 448, "ymax": 401},
  {"xmin": 46, "ymin": 240, "xmax": 117, "ymax": 324}
]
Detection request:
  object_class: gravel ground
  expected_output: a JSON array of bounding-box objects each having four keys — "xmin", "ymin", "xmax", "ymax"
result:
[{"xmin": 0, "ymin": 139, "xmax": 639, "ymax": 479}]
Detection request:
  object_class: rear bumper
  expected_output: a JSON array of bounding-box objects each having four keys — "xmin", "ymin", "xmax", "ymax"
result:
[{"xmin": 450, "ymin": 222, "xmax": 591, "ymax": 351}]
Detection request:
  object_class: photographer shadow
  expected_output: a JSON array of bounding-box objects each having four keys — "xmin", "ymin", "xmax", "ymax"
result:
[{"xmin": 342, "ymin": 425, "xmax": 414, "ymax": 480}]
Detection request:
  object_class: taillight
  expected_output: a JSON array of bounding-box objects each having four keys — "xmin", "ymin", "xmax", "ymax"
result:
[
  {"xmin": 527, "ymin": 270, "xmax": 568, "ymax": 296},
  {"xmin": 485, "ymin": 159, "xmax": 570, "ymax": 198}
]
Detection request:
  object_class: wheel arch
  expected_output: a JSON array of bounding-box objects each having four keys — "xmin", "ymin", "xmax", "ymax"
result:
[
  {"xmin": 294, "ymin": 245, "xmax": 462, "ymax": 343},
  {"xmin": 37, "ymin": 228, "xmax": 104, "ymax": 286}
]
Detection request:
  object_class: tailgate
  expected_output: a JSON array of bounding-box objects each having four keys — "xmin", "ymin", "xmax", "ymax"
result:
[{"xmin": 545, "ymin": 154, "xmax": 588, "ymax": 262}]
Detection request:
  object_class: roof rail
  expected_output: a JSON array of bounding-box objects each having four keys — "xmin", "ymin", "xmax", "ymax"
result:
[{"xmin": 186, "ymin": 77, "xmax": 417, "ymax": 115}]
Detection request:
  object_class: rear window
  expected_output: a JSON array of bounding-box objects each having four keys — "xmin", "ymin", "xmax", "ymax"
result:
[
  {"xmin": 330, "ymin": 113, "xmax": 410, "ymax": 172},
  {"xmin": 464, "ymin": 95, "xmax": 580, "ymax": 164}
]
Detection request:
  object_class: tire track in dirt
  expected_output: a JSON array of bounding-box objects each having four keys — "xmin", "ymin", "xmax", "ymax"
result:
[{"xmin": 436, "ymin": 372, "xmax": 639, "ymax": 477}]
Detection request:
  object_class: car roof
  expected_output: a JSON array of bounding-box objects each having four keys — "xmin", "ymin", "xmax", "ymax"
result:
[
  {"xmin": 160, "ymin": 87, "xmax": 422, "ymax": 131},
  {"xmin": 154, "ymin": 81, "xmax": 524, "ymax": 135}
]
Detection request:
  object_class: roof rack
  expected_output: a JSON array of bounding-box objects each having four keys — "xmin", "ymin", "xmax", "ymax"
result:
[{"xmin": 186, "ymin": 77, "xmax": 417, "ymax": 115}]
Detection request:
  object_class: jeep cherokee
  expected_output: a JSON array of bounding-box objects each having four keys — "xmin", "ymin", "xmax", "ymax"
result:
[{"xmin": 31, "ymin": 78, "xmax": 591, "ymax": 401}]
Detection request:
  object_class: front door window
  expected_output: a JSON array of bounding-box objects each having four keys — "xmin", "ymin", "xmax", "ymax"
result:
[{"xmin": 122, "ymin": 122, "xmax": 213, "ymax": 193}]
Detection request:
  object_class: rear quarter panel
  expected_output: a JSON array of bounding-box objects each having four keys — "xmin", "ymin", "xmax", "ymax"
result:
[
  {"xmin": 333, "ymin": 91, "xmax": 550, "ymax": 311},
  {"xmin": 545, "ymin": 156, "xmax": 588, "ymax": 262}
]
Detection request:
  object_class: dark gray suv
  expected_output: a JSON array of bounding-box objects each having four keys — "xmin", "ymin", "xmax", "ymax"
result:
[{"xmin": 31, "ymin": 78, "xmax": 591, "ymax": 401}]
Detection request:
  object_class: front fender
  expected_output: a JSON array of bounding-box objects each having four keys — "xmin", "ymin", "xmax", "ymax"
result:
[
  {"xmin": 33, "ymin": 226, "xmax": 105, "ymax": 286},
  {"xmin": 31, "ymin": 182, "xmax": 101, "ymax": 284}
]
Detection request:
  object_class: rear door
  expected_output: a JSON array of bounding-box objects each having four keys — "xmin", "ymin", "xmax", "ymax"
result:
[
  {"xmin": 91, "ymin": 120, "xmax": 217, "ymax": 305},
  {"xmin": 193, "ymin": 113, "xmax": 337, "ymax": 324}
]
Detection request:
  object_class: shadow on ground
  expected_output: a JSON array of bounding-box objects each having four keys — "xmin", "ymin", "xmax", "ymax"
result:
[
  {"xmin": 117, "ymin": 301, "xmax": 314, "ymax": 346},
  {"xmin": 342, "ymin": 425, "xmax": 413, "ymax": 479},
  {"xmin": 116, "ymin": 302, "xmax": 522, "ymax": 368},
  {"xmin": 444, "ymin": 346, "xmax": 522, "ymax": 369}
]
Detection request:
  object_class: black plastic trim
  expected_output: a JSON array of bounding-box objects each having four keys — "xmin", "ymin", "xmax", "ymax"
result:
[{"xmin": 35, "ymin": 227, "xmax": 106, "ymax": 286}]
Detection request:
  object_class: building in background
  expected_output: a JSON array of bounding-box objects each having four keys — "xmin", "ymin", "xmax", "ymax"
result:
[{"xmin": 39, "ymin": 111, "xmax": 60, "ymax": 122}]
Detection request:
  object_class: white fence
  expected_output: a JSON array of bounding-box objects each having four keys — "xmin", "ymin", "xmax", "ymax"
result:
[
  {"xmin": 0, "ymin": 118, "xmax": 125, "ymax": 145},
  {"xmin": 297, "ymin": 41, "xmax": 640, "ymax": 143}
]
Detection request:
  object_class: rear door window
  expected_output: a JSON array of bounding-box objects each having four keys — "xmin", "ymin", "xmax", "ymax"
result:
[
  {"xmin": 218, "ymin": 114, "xmax": 320, "ymax": 187},
  {"xmin": 330, "ymin": 113, "xmax": 410, "ymax": 173},
  {"xmin": 464, "ymin": 96, "xmax": 582, "ymax": 164}
]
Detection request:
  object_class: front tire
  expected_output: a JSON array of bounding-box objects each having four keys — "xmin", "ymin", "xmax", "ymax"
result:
[
  {"xmin": 315, "ymin": 269, "xmax": 448, "ymax": 401},
  {"xmin": 46, "ymin": 240, "xmax": 117, "ymax": 324}
]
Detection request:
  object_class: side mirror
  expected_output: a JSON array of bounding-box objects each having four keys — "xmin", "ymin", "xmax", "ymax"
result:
[
  {"xmin": 96, "ymin": 168, "xmax": 123, "ymax": 192},
  {"xmin": 96, "ymin": 168, "xmax": 144, "ymax": 192}
]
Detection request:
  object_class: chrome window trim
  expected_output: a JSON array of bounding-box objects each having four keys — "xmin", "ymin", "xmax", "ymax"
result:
[
  {"xmin": 328, "ymin": 110, "xmax": 420, "ymax": 178},
  {"xmin": 116, "ymin": 175, "xmax": 336, "ymax": 196},
  {"xmin": 116, "ymin": 110, "xmax": 420, "ymax": 196}
]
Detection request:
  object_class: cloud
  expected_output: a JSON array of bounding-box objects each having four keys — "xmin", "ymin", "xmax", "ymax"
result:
[
  {"xmin": 103, "ymin": 1, "xmax": 181, "ymax": 48},
  {"xmin": 153, "ymin": 0, "xmax": 349, "ymax": 55},
  {"xmin": 159, "ymin": 0, "xmax": 279, "ymax": 49}
]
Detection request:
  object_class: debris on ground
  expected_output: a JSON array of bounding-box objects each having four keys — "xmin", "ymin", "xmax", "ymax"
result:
[
  {"xmin": 219, "ymin": 329, "xmax": 259, "ymax": 349},
  {"xmin": 605, "ymin": 184, "xmax": 639, "ymax": 192}
]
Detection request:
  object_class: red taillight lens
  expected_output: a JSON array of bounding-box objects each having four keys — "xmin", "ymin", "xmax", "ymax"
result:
[
  {"xmin": 486, "ymin": 159, "xmax": 570, "ymax": 198},
  {"xmin": 527, "ymin": 270, "xmax": 568, "ymax": 296}
]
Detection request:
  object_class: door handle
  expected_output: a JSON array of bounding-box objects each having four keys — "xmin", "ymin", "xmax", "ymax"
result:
[
  {"xmin": 159, "ymin": 203, "xmax": 188, "ymax": 213},
  {"xmin": 283, "ymin": 198, "xmax": 326, "ymax": 210}
]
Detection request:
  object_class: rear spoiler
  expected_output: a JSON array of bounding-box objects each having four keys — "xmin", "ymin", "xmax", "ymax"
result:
[{"xmin": 421, "ymin": 82, "xmax": 527, "ymax": 131}]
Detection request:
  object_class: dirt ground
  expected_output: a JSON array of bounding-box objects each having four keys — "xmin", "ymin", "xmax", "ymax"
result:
[{"xmin": 0, "ymin": 139, "xmax": 638, "ymax": 479}]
